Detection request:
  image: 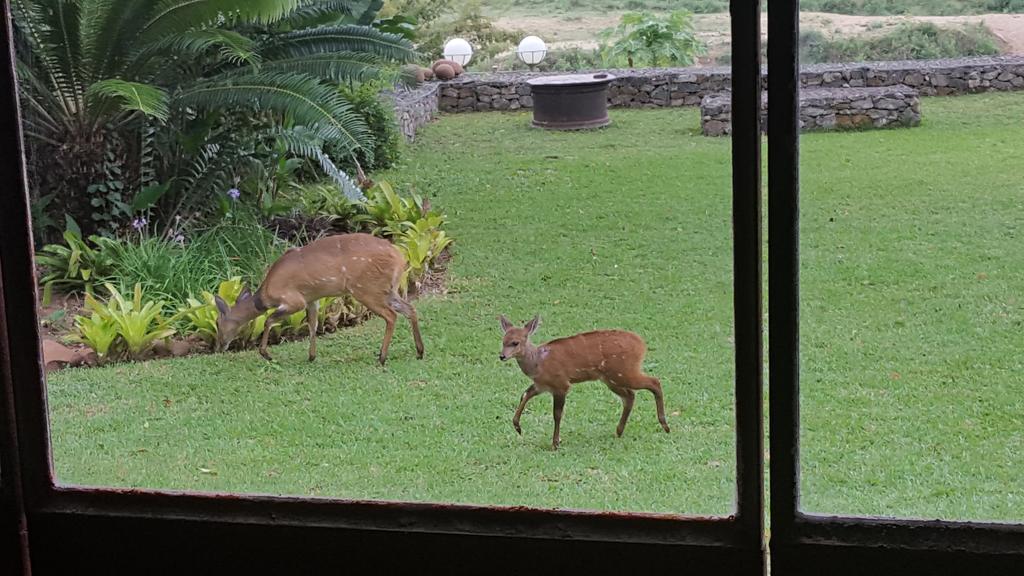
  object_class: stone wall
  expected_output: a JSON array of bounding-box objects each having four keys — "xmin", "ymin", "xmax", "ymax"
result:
[
  {"xmin": 386, "ymin": 83, "xmax": 439, "ymax": 142},
  {"xmin": 700, "ymin": 87, "xmax": 921, "ymax": 136},
  {"xmin": 432, "ymin": 55, "xmax": 1024, "ymax": 114}
]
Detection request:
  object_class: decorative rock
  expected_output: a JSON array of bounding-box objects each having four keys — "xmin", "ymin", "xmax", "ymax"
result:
[
  {"xmin": 904, "ymin": 72, "xmax": 924, "ymax": 86},
  {"xmin": 432, "ymin": 59, "xmax": 464, "ymax": 75},
  {"xmin": 434, "ymin": 63, "xmax": 456, "ymax": 81}
]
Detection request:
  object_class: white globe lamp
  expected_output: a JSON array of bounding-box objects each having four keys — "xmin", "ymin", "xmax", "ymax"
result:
[
  {"xmin": 517, "ymin": 36, "xmax": 547, "ymax": 69},
  {"xmin": 443, "ymin": 38, "xmax": 473, "ymax": 66}
]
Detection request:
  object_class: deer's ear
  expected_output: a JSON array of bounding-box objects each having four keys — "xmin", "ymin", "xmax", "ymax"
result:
[
  {"xmin": 499, "ymin": 314, "xmax": 513, "ymax": 333},
  {"xmin": 239, "ymin": 286, "xmax": 253, "ymax": 301},
  {"xmin": 524, "ymin": 315, "xmax": 541, "ymax": 336},
  {"xmin": 214, "ymin": 295, "xmax": 230, "ymax": 317}
]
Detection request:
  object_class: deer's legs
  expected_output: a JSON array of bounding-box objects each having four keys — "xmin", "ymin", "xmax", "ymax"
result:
[
  {"xmin": 258, "ymin": 308, "xmax": 295, "ymax": 361},
  {"xmin": 365, "ymin": 303, "xmax": 398, "ymax": 366},
  {"xmin": 611, "ymin": 387, "xmax": 636, "ymax": 437},
  {"xmin": 388, "ymin": 295, "xmax": 424, "ymax": 360},
  {"xmin": 637, "ymin": 376, "xmax": 670, "ymax": 433},
  {"xmin": 552, "ymin": 392, "xmax": 567, "ymax": 450},
  {"xmin": 512, "ymin": 384, "xmax": 541, "ymax": 435},
  {"xmin": 305, "ymin": 301, "xmax": 319, "ymax": 362}
]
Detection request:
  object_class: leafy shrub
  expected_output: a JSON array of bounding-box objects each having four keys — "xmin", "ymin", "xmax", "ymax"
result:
[
  {"xmin": 392, "ymin": 216, "xmax": 454, "ymax": 295},
  {"xmin": 72, "ymin": 283, "xmax": 178, "ymax": 363},
  {"xmin": 381, "ymin": 0, "xmax": 453, "ymax": 27},
  {"xmin": 108, "ymin": 218, "xmax": 287, "ymax": 306},
  {"xmin": 36, "ymin": 232, "xmax": 121, "ymax": 304},
  {"xmin": 599, "ymin": 11, "xmax": 707, "ymax": 68},
  {"xmin": 481, "ymin": 47, "xmax": 603, "ymax": 72},
  {"xmin": 985, "ymin": 0, "xmax": 1024, "ymax": 11},
  {"xmin": 416, "ymin": 2, "xmax": 521, "ymax": 65},
  {"xmin": 269, "ymin": 182, "xmax": 368, "ymax": 244},
  {"xmin": 799, "ymin": 23, "xmax": 1000, "ymax": 64},
  {"xmin": 361, "ymin": 181, "xmax": 440, "ymax": 237},
  {"xmin": 337, "ymin": 82, "xmax": 402, "ymax": 174}
]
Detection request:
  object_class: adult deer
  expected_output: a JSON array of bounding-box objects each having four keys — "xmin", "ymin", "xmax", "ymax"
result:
[
  {"xmin": 215, "ymin": 233, "xmax": 424, "ymax": 365},
  {"xmin": 499, "ymin": 314, "xmax": 670, "ymax": 450}
]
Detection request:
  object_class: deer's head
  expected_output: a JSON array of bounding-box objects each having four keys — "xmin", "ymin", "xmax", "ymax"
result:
[
  {"xmin": 499, "ymin": 314, "xmax": 540, "ymax": 361},
  {"xmin": 214, "ymin": 287, "xmax": 259, "ymax": 352}
]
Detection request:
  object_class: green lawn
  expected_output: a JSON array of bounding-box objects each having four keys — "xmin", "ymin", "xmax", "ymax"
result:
[{"xmin": 48, "ymin": 93, "xmax": 1023, "ymax": 521}]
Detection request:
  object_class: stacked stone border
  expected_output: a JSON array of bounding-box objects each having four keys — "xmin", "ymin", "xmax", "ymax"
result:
[
  {"xmin": 388, "ymin": 56, "xmax": 1024, "ymax": 140},
  {"xmin": 701, "ymin": 87, "xmax": 922, "ymax": 136}
]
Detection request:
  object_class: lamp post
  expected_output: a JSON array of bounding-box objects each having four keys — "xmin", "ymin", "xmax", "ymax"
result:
[
  {"xmin": 443, "ymin": 38, "xmax": 473, "ymax": 67},
  {"xmin": 517, "ymin": 36, "xmax": 547, "ymax": 71}
]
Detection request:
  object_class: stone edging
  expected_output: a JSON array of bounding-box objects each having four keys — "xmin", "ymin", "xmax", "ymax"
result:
[
  {"xmin": 701, "ymin": 87, "xmax": 921, "ymax": 136},
  {"xmin": 390, "ymin": 56, "xmax": 1024, "ymax": 140}
]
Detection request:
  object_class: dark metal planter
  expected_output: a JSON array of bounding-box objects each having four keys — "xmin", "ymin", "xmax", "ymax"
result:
[{"xmin": 527, "ymin": 73, "xmax": 616, "ymax": 130}]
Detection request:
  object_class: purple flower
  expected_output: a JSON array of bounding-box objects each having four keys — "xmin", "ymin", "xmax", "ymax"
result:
[
  {"xmin": 132, "ymin": 217, "xmax": 147, "ymax": 230},
  {"xmin": 173, "ymin": 233, "xmax": 185, "ymax": 244},
  {"xmin": 227, "ymin": 188, "xmax": 241, "ymax": 200}
]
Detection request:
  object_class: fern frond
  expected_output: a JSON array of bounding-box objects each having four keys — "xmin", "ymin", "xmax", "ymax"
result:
[
  {"xmin": 140, "ymin": 0, "xmax": 304, "ymax": 40},
  {"xmin": 133, "ymin": 28, "xmax": 262, "ymax": 73},
  {"xmin": 278, "ymin": 0, "xmax": 374, "ymax": 29},
  {"xmin": 275, "ymin": 126, "xmax": 364, "ymax": 201},
  {"xmin": 11, "ymin": 0, "xmax": 83, "ymax": 108},
  {"xmin": 256, "ymin": 51, "xmax": 382, "ymax": 83},
  {"xmin": 176, "ymin": 72, "xmax": 370, "ymax": 154},
  {"xmin": 264, "ymin": 25, "xmax": 416, "ymax": 64},
  {"xmin": 86, "ymin": 79, "xmax": 170, "ymax": 121}
]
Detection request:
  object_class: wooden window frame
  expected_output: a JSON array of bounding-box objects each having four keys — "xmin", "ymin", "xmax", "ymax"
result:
[
  {"xmin": 0, "ymin": 2, "xmax": 767, "ymax": 573},
  {"xmin": 766, "ymin": 1, "xmax": 1024, "ymax": 573}
]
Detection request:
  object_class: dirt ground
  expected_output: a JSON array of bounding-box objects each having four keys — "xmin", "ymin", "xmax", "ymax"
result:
[{"xmin": 492, "ymin": 11, "xmax": 1024, "ymax": 61}]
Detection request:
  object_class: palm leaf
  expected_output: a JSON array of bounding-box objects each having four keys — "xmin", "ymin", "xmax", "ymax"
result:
[
  {"xmin": 87, "ymin": 0, "xmax": 160, "ymax": 80},
  {"xmin": 263, "ymin": 25, "xmax": 415, "ymax": 64},
  {"xmin": 139, "ymin": 0, "xmax": 304, "ymax": 41},
  {"xmin": 176, "ymin": 72, "xmax": 370, "ymax": 154},
  {"xmin": 278, "ymin": 0, "xmax": 375, "ymax": 29},
  {"xmin": 132, "ymin": 28, "xmax": 262, "ymax": 74},
  {"xmin": 255, "ymin": 51, "xmax": 382, "ymax": 84},
  {"xmin": 86, "ymin": 79, "xmax": 170, "ymax": 121},
  {"xmin": 11, "ymin": 0, "xmax": 81, "ymax": 112},
  {"xmin": 275, "ymin": 126, "xmax": 364, "ymax": 200}
]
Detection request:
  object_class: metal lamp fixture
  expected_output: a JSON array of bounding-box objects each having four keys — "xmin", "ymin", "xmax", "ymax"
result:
[
  {"xmin": 517, "ymin": 35, "xmax": 547, "ymax": 68},
  {"xmin": 443, "ymin": 38, "xmax": 473, "ymax": 66}
]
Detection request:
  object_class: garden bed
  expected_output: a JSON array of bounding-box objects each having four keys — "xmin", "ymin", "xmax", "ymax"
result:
[{"xmin": 36, "ymin": 182, "xmax": 454, "ymax": 372}]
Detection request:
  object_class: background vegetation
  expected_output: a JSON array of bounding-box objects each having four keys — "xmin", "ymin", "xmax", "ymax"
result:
[{"xmin": 799, "ymin": 22, "xmax": 1000, "ymax": 63}]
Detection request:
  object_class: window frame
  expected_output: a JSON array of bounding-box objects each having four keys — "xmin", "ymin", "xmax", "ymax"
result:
[
  {"xmin": 0, "ymin": 1, "xmax": 766, "ymax": 573},
  {"xmin": 766, "ymin": 0, "xmax": 1024, "ymax": 573}
]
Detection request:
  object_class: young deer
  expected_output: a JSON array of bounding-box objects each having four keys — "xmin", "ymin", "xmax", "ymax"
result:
[
  {"xmin": 215, "ymin": 233, "xmax": 424, "ymax": 365},
  {"xmin": 499, "ymin": 315, "xmax": 670, "ymax": 450}
]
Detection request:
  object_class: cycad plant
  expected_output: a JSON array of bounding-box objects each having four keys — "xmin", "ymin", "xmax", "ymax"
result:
[{"xmin": 13, "ymin": 0, "xmax": 416, "ymax": 237}]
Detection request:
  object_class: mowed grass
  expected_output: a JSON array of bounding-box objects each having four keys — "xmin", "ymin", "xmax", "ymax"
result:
[{"xmin": 47, "ymin": 93, "xmax": 1024, "ymax": 520}]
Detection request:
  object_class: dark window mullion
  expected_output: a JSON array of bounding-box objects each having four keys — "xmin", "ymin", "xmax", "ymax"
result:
[
  {"xmin": 767, "ymin": 0, "xmax": 801, "ymax": 543},
  {"xmin": 729, "ymin": 0, "xmax": 765, "ymax": 551}
]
